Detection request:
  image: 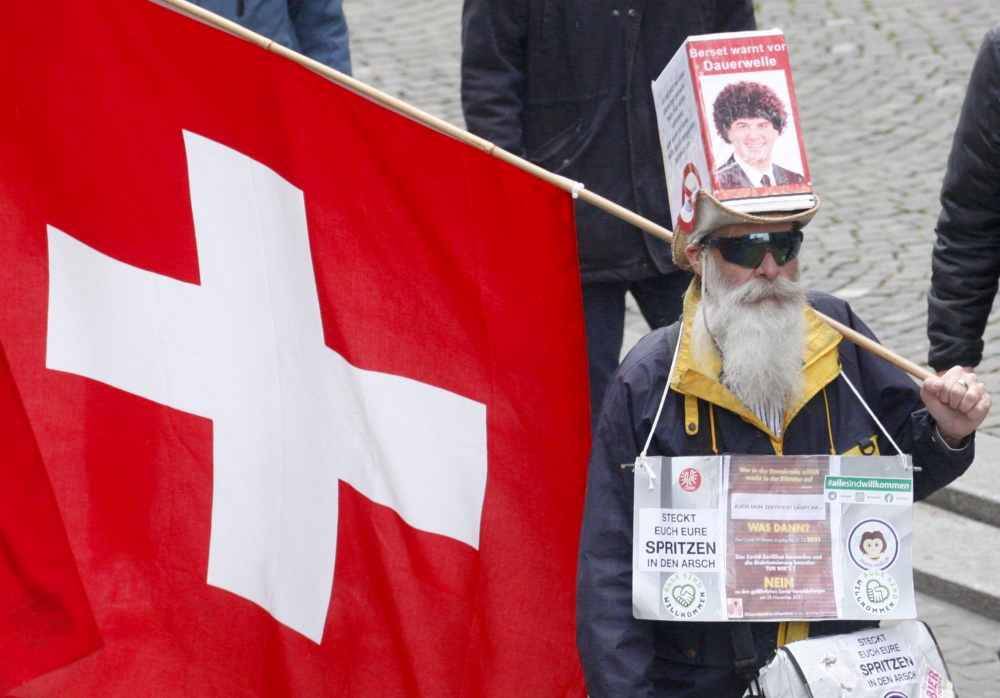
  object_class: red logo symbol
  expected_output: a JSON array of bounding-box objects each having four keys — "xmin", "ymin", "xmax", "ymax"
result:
[
  {"xmin": 677, "ymin": 163, "xmax": 701, "ymax": 233},
  {"xmin": 678, "ymin": 468, "xmax": 701, "ymax": 492}
]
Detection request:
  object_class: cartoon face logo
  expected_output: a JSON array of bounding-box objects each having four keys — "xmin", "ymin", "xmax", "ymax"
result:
[
  {"xmin": 860, "ymin": 531, "xmax": 887, "ymax": 563},
  {"xmin": 848, "ymin": 520, "xmax": 898, "ymax": 571}
]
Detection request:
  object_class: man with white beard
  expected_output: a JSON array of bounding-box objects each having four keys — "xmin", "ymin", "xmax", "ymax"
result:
[
  {"xmin": 689, "ymin": 221, "xmax": 809, "ymax": 439},
  {"xmin": 575, "ymin": 192, "xmax": 990, "ymax": 698}
]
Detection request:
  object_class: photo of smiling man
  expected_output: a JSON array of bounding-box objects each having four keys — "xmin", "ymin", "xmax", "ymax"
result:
[{"xmin": 710, "ymin": 80, "xmax": 805, "ymax": 189}]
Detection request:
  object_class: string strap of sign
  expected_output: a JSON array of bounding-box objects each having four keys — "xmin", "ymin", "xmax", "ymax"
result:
[
  {"xmin": 838, "ymin": 370, "xmax": 913, "ymax": 470},
  {"xmin": 635, "ymin": 324, "xmax": 684, "ymax": 489}
]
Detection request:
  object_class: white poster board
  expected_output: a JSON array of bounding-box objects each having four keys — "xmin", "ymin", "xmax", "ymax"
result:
[{"xmin": 633, "ymin": 455, "xmax": 916, "ymax": 622}]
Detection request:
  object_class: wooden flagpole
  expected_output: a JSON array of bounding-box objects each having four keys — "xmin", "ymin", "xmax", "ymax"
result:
[{"xmin": 153, "ymin": 0, "xmax": 934, "ymax": 384}]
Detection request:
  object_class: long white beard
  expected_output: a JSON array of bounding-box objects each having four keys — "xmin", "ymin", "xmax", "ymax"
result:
[{"xmin": 691, "ymin": 252, "xmax": 807, "ymax": 436}]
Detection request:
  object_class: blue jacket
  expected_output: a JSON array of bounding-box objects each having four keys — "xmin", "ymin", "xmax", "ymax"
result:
[
  {"xmin": 192, "ymin": 0, "xmax": 351, "ymax": 75},
  {"xmin": 577, "ymin": 290, "xmax": 974, "ymax": 697}
]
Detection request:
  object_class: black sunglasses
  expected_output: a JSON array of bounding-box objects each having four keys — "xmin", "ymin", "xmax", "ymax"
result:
[{"xmin": 704, "ymin": 231, "xmax": 803, "ymax": 269}]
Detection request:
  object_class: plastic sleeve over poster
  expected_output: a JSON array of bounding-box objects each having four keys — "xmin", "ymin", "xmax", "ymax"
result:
[{"xmin": 632, "ymin": 455, "xmax": 916, "ymax": 622}]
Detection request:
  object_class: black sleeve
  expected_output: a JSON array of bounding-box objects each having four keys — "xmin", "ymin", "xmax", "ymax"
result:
[
  {"xmin": 460, "ymin": 0, "xmax": 529, "ymax": 154},
  {"xmin": 576, "ymin": 362, "xmax": 660, "ymax": 698},
  {"xmin": 839, "ymin": 302, "xmax": 974, "ymax": 500},
  {"xmin": 714, "ymin": 0, "xmax": 756, "ymax": 32},
  {"xmin": 928, "ymin": 25, "xmax": 1000, "ymax": 371}
]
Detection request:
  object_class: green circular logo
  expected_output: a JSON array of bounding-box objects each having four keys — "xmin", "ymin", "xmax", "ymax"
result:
[
  {"xmin": 853, "ymin": 569, "xmax": 899, "ymax": 615},
  {"xmin": 663, "ymin": 572, "xmax": 707, "ymax": 619}
]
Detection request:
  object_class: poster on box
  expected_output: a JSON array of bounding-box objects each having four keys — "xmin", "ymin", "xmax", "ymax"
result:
[
  {"xmin": 653, "ymin": 30, "xmax": 815, "ymax": 228},
  {"xmin": 698, "ymin": 70, "xmax": 806, "ymax": 195},
  {"xmin": 632, "ymin": 455, "xmax": 916, "ymax": 622}
]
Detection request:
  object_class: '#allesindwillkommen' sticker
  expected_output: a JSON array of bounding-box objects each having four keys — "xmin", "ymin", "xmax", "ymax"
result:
[
  {"xmin": 663, "ymin": 572, "xmax": 707, "ymax": 619},
  {"xmin": 854, "ymin": 569, "xmax": 899, "ymax": 615}
]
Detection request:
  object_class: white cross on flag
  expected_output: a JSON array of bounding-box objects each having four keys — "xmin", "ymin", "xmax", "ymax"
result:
[{"xmin": 0, "ymin": 1, "xmax": 591, "ymax": 695}]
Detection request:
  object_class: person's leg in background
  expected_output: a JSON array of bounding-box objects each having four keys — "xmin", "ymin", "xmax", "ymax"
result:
[
  {"xmin": 582, "ymin": 271, "xmax": 692, "ymax": 430},
  {"xmin": 582, "ymin": 281, "xmax": 628, "ymax": 431}
]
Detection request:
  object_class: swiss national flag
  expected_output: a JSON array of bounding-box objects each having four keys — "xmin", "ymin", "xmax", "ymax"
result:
[
  {"xmin": 0, "ymin": 338, "xmax": 102, "ymax": 691},
  {"xmin": 0, "ymin": 0, "xmax": 590, "ymax": 696}
]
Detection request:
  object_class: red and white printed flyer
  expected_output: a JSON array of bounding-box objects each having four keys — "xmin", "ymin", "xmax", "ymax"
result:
[{"xmin": 652, "ymin": 30, "xmax": 815, "ymax": 232}]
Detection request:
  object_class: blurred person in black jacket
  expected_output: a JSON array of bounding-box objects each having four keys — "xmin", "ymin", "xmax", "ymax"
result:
[
  {"xmin": 927, "ymin": 24, "xmax": 1000, "ymax": 374},
  {"xmin": 461, "ymin": 0, "xmax": 756, "ymax": 426}
]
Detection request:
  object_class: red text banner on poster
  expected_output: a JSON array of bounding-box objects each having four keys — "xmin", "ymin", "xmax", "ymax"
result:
[{"xmin": 0, "ymin": 0, "xmax": 591, "ymax": 695}]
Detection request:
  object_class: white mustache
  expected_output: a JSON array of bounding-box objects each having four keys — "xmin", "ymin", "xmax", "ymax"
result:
[{"xmin": 733, "ymin": 275, "xmax": 801, "ymax": 304}]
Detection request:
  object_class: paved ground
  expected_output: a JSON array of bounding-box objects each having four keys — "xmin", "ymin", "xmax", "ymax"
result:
[
  {"xmin": 340, "ymin": 2, "xmax": 1000, "ymax": 694},
  {"xmin": 917, "ymin": 592, "xmax": 1000, "ymax": 696},
  {"xmin": 343, "ymin": 0, "xmax": 464, "ymax": 129}
]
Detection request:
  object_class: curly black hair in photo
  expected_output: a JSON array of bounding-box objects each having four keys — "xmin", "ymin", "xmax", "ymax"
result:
[{"xmin": 712, "ymin": 81, "xmax": 788, "ymax": 143}]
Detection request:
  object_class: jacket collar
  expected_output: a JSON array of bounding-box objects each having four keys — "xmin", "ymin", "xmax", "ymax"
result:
[{"xmin": 669, "ymin": 282, "xmax": 842, "ymax": 443}]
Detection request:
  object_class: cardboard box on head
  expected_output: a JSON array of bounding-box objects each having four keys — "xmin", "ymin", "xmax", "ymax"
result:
[{"xmin": 653, "ymin": 29, "xmax": 815, "ymax": 233}]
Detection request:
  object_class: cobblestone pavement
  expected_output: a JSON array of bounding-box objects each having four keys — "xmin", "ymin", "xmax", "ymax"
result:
[
  {"xmin": 343, "ymin": 0, "xmax": 465, "ymax": 129},
  {"xmin": 341, "ymin": 0, "xmax": 1000, "ymax": 692},
  {"xmin": 916, "ymin": 592, "xmax": 1000, "ymax": 697}
]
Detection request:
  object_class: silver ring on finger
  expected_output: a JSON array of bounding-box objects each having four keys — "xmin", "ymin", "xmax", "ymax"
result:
[{"xmin": 956, "ymin": 379, "xmax": 970, "ymax": 389}]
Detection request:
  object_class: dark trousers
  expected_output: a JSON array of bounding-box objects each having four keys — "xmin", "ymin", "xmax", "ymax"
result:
[{"xmin": 583, "ymin": 271, "xmax": 693, "ymax": 429}]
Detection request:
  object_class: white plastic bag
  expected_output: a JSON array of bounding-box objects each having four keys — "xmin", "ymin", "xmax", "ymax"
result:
[{"xmin": 746, "ymin": 621, "xmax": 954, "ymax": 698}]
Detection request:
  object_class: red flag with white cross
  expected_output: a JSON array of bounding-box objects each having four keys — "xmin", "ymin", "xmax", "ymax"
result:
[
  {"xmin": 0, "ymin": 338, "xmax": 102, "ymax": 691},
  {"xmin": 0, "ymin": 0, "xmax": 590, "ymax": 695}
]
